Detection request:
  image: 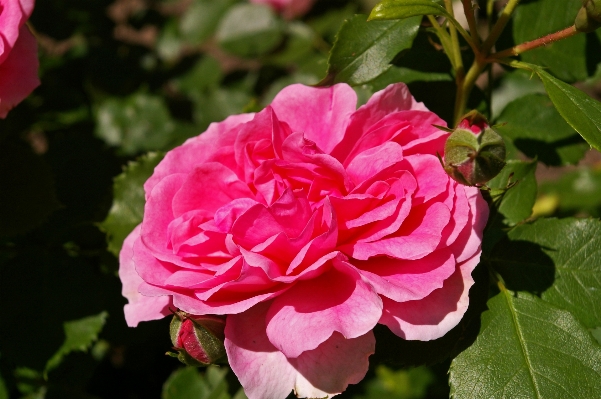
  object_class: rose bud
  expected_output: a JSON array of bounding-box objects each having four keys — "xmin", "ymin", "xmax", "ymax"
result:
[
  {"xmin": 576, "ymin": 0, "xmax": 601, "ymax": 32},
  {"xmin": 442, "ymin": 111, "xmax": 506, "ymax": 186},
  {"xmin": 167, "ymin": 312, "xmax": 226, "ymax": 366}
]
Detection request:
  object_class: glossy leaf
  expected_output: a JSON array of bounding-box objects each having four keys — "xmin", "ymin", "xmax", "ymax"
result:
[
  {"xmin": 490, "ymin": 218, "xmax": 601, "ymax": 328},
  {"xmin": 99, "ymin": 152, "xmax": 163, "ymax": 257},
  {"xmin": 513, "ymin": 0, "xmax": 586, "ymax": 82},
  {"xmin": 514, "ymin": 62, "xmax": 601, "ymax": 152},
  {"xmin": 450, "ymin": 290, "xmax": 601, "ymax": 398},
  {"xmin": 487, "ymin": 160, "xmax": 537, "ymax": 225},
  {"xmin": 369, "ymin": 0, "xmax": 448, "ymax": 21},
  {"xmin": 44, "ymin": 312, "xmax": 108, "ymax": 377},
  {"xmin": 495, "ymin": 93, "xmax": 588, "ymax": 166},
  {"xmin": 320, "ymin": 14, "xmax": 420, "ymax": 86}
]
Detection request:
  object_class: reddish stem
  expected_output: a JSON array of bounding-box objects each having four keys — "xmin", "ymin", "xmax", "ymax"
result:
[{"xmin": 489, "ymin": 25, "xmax": 578, "ymax": 60}]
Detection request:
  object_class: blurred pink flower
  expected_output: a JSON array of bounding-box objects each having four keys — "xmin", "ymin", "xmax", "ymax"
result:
[
  {"xmin": 0, "ymin": 0, "xmax": 39, "ymax": 118},
  {"xmin": 120, "ymin": 83, "xmax": 488, "ymax": 398},
  {"xmin": 250, "ymin": 0, "xmax": 315, "ymax": 19}
]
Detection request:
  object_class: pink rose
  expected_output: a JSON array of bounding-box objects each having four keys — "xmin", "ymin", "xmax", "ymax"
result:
[
  {"xmin": 0, "ymin": 0, "xmax": 39, "ymax": 118},
  {"xmin": 250, "ymin": 0, "xmax": 315, "ymax": 19},
  {"xmin": 119, "ymin": 83, "xmax": 488, "ymax": 398}
]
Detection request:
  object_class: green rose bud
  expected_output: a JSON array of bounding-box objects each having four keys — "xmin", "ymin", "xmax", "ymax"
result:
[
  {"xmin": 576, "ymin": 0, "xmax": 601, "ymax": 32},
  {"xmin": 442, "ymin": 111, "xmax": 506, "ymax": 186},
  {"xmin": 167, "ymin": 311, "xmax": 226, "ymax": 366}
]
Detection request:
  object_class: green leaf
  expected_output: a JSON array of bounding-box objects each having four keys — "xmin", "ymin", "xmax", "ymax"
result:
[
  {"xmin": 492, "ymin": 70, "xmax": 546, "ymax": 119},
  {"xmin": 266, "ymin": 22, "xmax": 317, "ymax": 67},
  {"xmin": 489, "ymin": 218, "xmax": 601, "ymax": 329},
  {"xmin": 95, "ymin": 92, "xmax": 183, "ymax": 155},
  {"xmin": 495, "ymin": 93, "xmax": 587, "ymax": 166},
  {"xmin": 487, "ymin": 160, "xmax": 537, "ymax": 225},
  {"xmin": 216, "ymin": 4, "xmax": 283, "ymax": 58},
  {"xmin": 44, "ymin": 312, "xmax": 108, "ymax": 378},
  {"xmin": 193, "ymin": 88, "xmax": 252, "ymax": 131},
  {"xmin": 514, "ymin": 62, "xmax": 601, "ymax": 152},
  {"xmin": 15, "ymin": 368, "xmax": 44, "ymax": 397},
  {"xmin": 180, "ymin": 0, "xmax": 235, "ymax": 46},
  {"xmin": 513, "ymin": 0, "xmax": 586, "ymax": 82},
  {"xmin": 369, "ymin": 0, "xmax": 448, "ymax": 21},
  {"xmin": 99, "ymin": 152, "xmax": 163, "ymax": 257},
  {"xmin": 162, "ymin": 366, "xmax": 230, "ymax": 399},
  {"xmin": 450, "ymin": 290, "xmax": 601, "ymax": 398},
  {"xmin": 173, "ymin": 56, "xmax": 223, "ymax": 100},
  {"xmin": 367, "ymin": 66, "xmax": 451, "ymax": 89},
  {"xmin": 320, "ymin": 14, "xmax": 420, "ymax": 86}
]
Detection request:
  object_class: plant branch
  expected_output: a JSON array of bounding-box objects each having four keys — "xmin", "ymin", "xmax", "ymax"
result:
[
  {"xmin": 461, "ymin": 0, "xmax": 481, "ymax": 47},
  {"xmin": 427, "ymin": 15, "xmax": 459, "ymax": 70},
  {"xmin": 444, "ymin": 0, "xmax": 463, "ymax": 69},
  {"xmin": 488, "ymin": 25, "xmax": 578, "ymax": 60},
  {"xmin": 482, "ymin": 0, "xmax": 521, "ymax": 55}
]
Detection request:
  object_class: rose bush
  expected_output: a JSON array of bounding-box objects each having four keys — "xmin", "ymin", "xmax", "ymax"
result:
[
  {"xmin": 119, "ymin": 83, "xmax": 488, "ymax": 399},
  {"xmin": 249, "ymin": 0, "xmax": 315, "ymax": 19},
  {"xmin": 0, "ymin": 0, "xmax": 39, "ymax": 118}
]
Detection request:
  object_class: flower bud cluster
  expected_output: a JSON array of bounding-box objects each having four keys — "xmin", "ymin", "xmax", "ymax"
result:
[
  {"xmin": 167, "ymin": 311, "xmax": 226, "ymax": 366},
  {"xmin": 443, "ymin": 111, "xmax": 506, "ymax": 187}
]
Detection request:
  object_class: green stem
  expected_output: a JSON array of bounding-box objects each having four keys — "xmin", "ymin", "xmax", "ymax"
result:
[
  {"xmin": 482, "ymin": 0, "xmax": 521, "ymax": 55},
  {"xmin": 427, "ymin": 15, "xmax": 458, "ymax": 70},
  {"xmin": 444, "ymin": 0, "xmax": 464, "ymax": 70},
  {"xmin": 489, "ymin": 25, "xmax": 578, "ymax": 60},
  {"xmin": 454, "ymin": 56, "xmax": 486, "ymax": 125},
  {"xmin": 461, "ymin": 0, "xmax": 481, "ymax": 47},
  {"xmin": 444, "ymin": 0, "xmax": 467, "ymax": 127}
]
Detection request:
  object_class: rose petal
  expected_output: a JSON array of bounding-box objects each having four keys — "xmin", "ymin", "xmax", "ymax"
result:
[
  {"xmin": 379, "ymin": 253, "xmax": 481, "ymax": 340},
  {"xmin": 452, "ymin": 186, "xmax": 489, "ymax": 263},
  {"xmin": 357, "ymin": 248, "xmax": 456, "ymax": 302},
  {"xmin": 331, "ymin": 83, "xmax": 427, "ymax": 162},
  {"xmin": 172, "ymin": 162, "xmax": 254, "ymax": 217},
  {"xmin": 347, "ymin": 202, "xmax": 451, "ymax": 260},
  {"xmin": 270, "ymin": 84, "xmax": 357, "ymax": 154},
  {"xmin": 265, "ymin": 260, "xmax": 382, "ymax": 358},
  {"xmin": 225, "ymin": 302, "xmax": 298, "ymax": 399},
  {"xmin": 226, "ymin": 302, "xmax": 375, "ymax": 399},
  {"xmin": 0, "ymin": 26, "xmax": 39, "ymax": 118},
  {"xmin": 119, "ymin": 226, "xmax": 171, "ymax": 327},
  {"xmin": 346, "ymin": 141, "xmax": 404, "ymax": 184},
  {"xmin": 291, "ymin": 331, "xmax": 374, "ymax": 398},
  {"xmin": 144, "ymin": 113, "xmax": 255, "ymax": 196}
]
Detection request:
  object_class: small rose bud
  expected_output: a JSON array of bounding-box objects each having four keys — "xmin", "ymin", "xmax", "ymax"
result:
[
  {"xmin": 167, "ymin": 311, "xmax": 226, "ymax": 366},
  {"xmin": 576, "ymin": 0, "xmax": 601, "ymax": 32},
  {"xmin": 442, "ymin": 111, "xmax": 506, "ymax": 186}
]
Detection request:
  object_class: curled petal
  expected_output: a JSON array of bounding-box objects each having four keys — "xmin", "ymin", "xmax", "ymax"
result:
[
  {"xmin": 357, "ymin": 249, "xmax": 456, "ymax": 303},
  {"xmin": 265, "ymin": 260, "xmax": 382, "ymax": 358},
  {"xmin": 226, "ymin": 302, "xmax": 375, "ymax": 399},
  {"xmin": 144, "ymin": 113, "xmax": 255, "ymax": 196},
  {"xmin": 270, "ymin": 84, "xmax": 357, "ymax": 154},
  {"xmin": 119, "ymin": 226, "xmax": 171, "ymax": 327},
  {"xmin": 379, "ymin": 254, "xmax": 481, "ymax": 341},
  {"xmin": 0, "ymin": 26, "xmax": 39, "ymax": 118}
]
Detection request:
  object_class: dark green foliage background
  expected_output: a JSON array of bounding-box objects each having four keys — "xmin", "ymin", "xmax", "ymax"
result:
[{"xmin": 2, "ymin": 0, "xmax": 601, "ymax": 398}]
